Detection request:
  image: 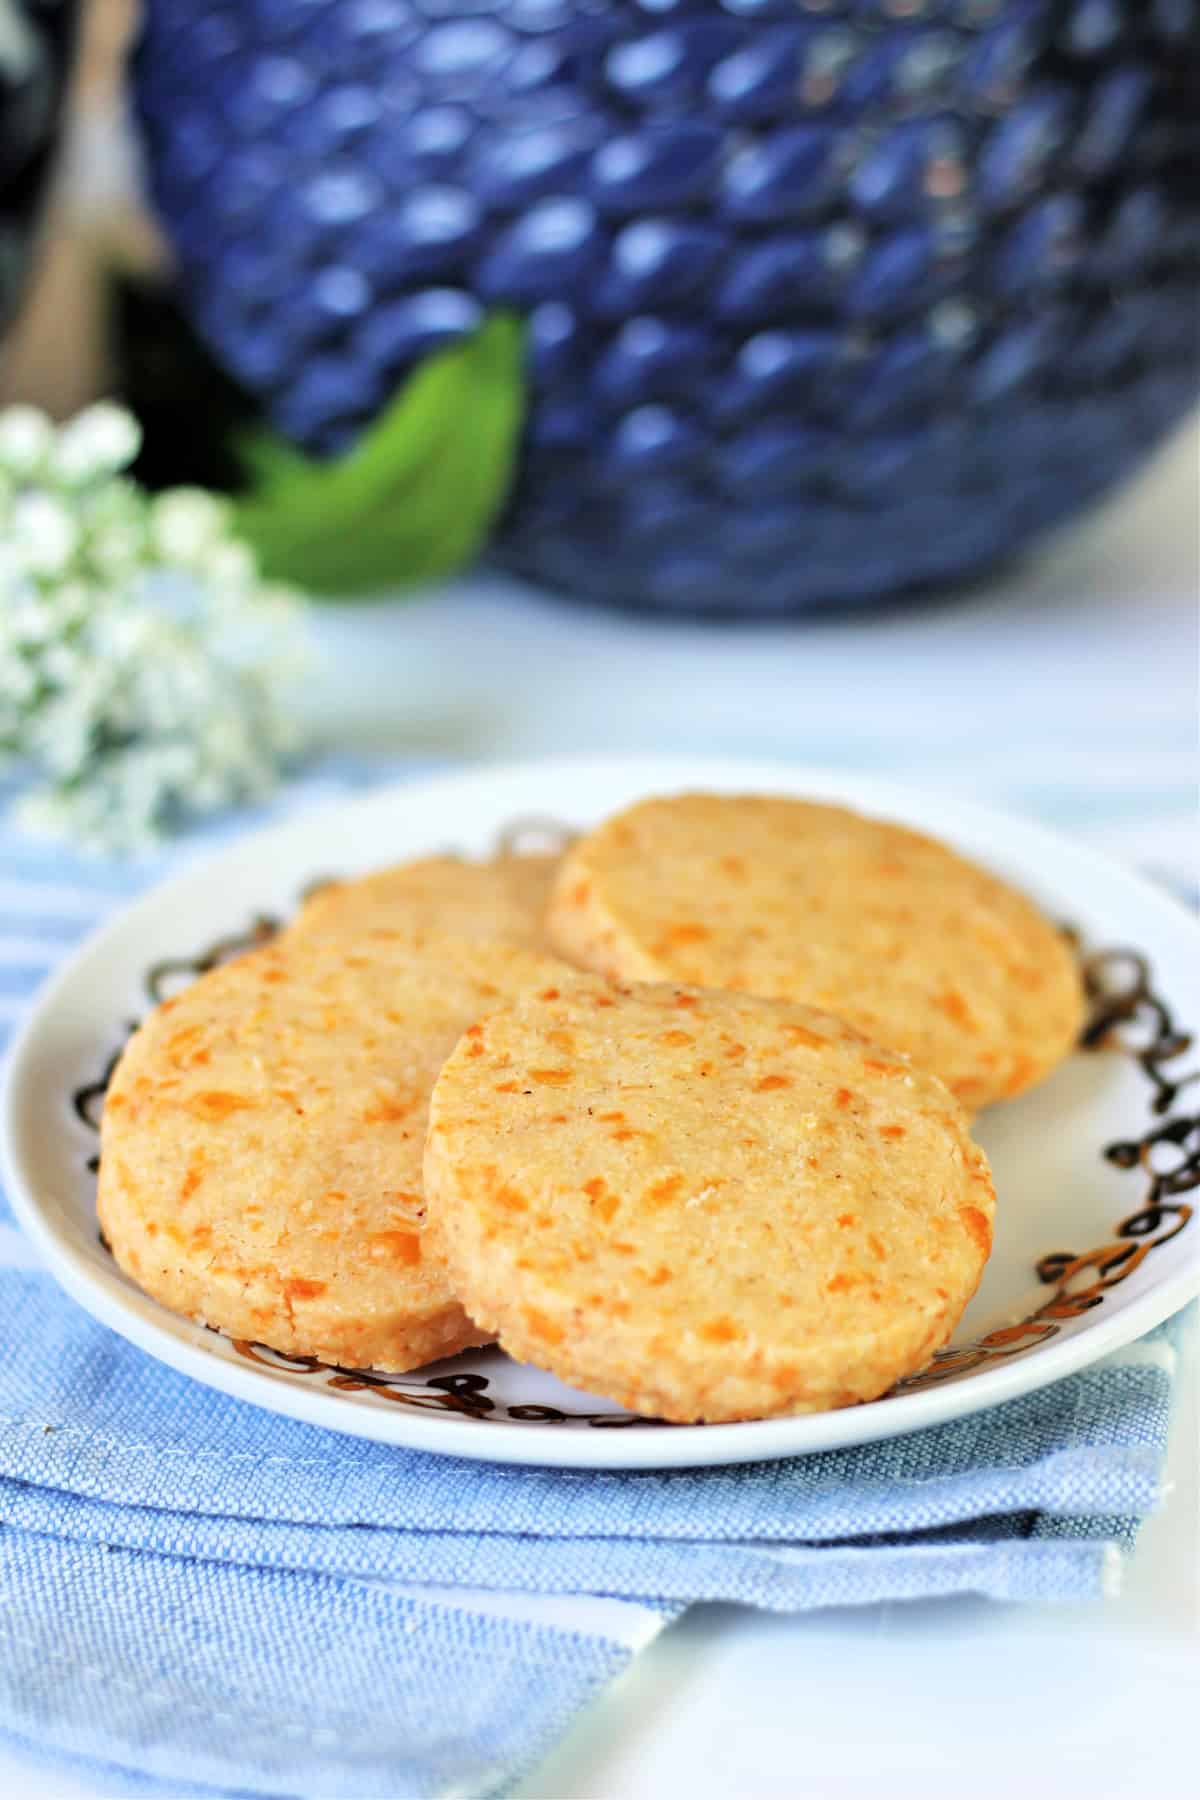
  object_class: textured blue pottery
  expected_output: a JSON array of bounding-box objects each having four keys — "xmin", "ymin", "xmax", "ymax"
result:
[{"xmin": 135, "ymin": 0, "xmax": 1200, "ymax": 615}]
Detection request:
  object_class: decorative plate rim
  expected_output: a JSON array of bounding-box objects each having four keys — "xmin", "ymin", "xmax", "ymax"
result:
[{"xmin": 3, "ymin": 754, "xmax": 1199, "ymax": 1469}]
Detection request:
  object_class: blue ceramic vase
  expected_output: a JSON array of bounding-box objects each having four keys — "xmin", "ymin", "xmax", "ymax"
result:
[{"xmin": 135, "ymin": 0, "xmax": 1200, "ymax": 613}]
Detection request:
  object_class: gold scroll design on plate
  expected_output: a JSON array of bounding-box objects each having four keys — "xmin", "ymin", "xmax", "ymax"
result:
[
  {"xmin": 225, "ymin": 1342, "xmax": 660, "ymax": 1427},
  {"xmin": 77, "ymin": 881, "xmax": 1197, "ymax": 1420},
  {"xmin": 897, "ymin": 947, "xmax": 1198, "ymax": 1392}
]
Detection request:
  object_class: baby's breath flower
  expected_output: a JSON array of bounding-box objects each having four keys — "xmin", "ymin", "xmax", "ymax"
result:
[
  {"xmin": 52, "ymin": 403, "xmax": 143, "ymax": 485},
  {"xmin": 89, "ymin": 520, "xmax": 149, "ymax": 577},
  {"xmin": 151, "ymin": 488, "xmax": 229, "ymax": 564},
  {"xmin": 9, "ymin": 492, "xmax": 78, "ymax": 576},
  {"xmin": 199, "ymin": 537, "xmax": 256, "ymax": 590},
  {"xmin": 0, "ymin": 403, "xmax": 308, "ymax": 853},
  {"xmin": 0, "ymin": 406, "xmax": 54, "ymax": 476}
]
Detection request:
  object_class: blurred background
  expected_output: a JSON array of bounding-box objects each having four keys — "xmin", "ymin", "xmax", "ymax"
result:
[{"xmin": 0, "ymin": 0, "xmax": 1197, "ymax": 864}]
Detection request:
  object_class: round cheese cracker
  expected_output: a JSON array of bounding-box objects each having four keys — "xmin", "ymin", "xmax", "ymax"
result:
[
  {"xmin": 545, "ymin": 793, "xmax": 1083, "ymax": 1109},
  {"xmin": 289, "ymin": 852, "xmax": 559, "ymax": 951},
  {"xmin": 423, "ymin": 979, "xmax": 995, "ymax": 1423},
  {"xmin": 98, "ymin": 930, "xmax": 569, "ymax": 1371}
]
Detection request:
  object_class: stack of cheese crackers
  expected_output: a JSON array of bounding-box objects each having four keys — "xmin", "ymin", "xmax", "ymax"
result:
[{"xmin": 98, "ymin": 794, "xmax": 1084, "ymax": 1423}]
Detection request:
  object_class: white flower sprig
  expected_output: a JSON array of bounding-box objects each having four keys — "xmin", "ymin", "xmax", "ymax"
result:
[{"xmin": 0, "ymin": 403, "xmax": 307, "ymax": 853}]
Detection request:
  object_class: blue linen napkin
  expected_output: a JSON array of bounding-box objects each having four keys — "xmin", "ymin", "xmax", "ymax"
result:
[{"xmin": 0, "ymin": 761, "xmax": 1192, "ymax": 1800}]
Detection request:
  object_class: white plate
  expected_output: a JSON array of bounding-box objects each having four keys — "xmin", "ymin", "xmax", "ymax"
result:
[{"xmin": 3, "ymin": 755, "xmax": 1198, "ymax": 1469}]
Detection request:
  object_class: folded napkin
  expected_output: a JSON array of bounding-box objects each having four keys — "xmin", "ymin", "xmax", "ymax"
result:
[{"xmin": 0, "ymin": 762, "xmax": 1192, "ymax": 1800}]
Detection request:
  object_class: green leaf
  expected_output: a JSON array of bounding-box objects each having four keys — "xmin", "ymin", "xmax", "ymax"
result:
[
  {"xmin": 231, "ymin": 314, "xmax": 527, "ymax": 598},
  {"xmin": 234, "ymin": 432, "xmax": 312, "ymax": 492}
]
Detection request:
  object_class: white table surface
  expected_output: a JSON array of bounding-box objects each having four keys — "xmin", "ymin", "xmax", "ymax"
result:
[{"xmin": 6, "ymin": 419, "xmax": 1198, "ymax": 1799}]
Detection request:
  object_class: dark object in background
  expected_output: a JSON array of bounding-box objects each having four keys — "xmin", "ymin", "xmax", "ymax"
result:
[
  {"xmin": 116, "ymin": 275, "xmax": 259, "ymax": 493},
  {"xmin": 135, "ymin": 0, "xmax": 1200, "ymax": 616},
  {"xmin": 0, "ymin": 0, "xmax": 78, "ymax": 336}
]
